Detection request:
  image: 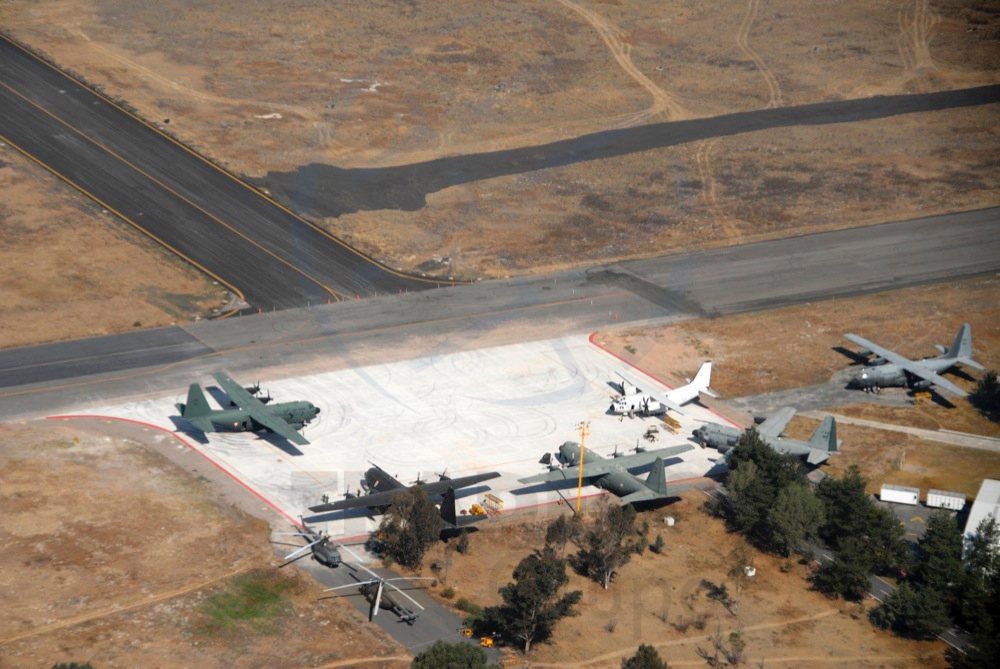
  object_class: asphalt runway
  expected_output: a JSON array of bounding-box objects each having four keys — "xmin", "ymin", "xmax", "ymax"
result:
[
  {"xmin": 0, "ymin": 35, "xmax": 442, "ymax": 309},
  {"xmin": 2, "ymin": 206, "xmax": 997, "ymax": 420}
]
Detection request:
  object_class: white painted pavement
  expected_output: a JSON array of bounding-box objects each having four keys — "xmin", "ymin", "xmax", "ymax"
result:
[{"xmin": 60, "ymin": 335, "xmax": 731, "ymax": 537}]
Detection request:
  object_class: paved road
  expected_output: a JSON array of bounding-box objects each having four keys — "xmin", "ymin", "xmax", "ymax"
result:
[
  {"xmin": 0, "ymin": 35, "xmax": 444, "ymax": 309},
  {"xmin": 1, "ymin": 206, "xmax": 998, "ymax": 420},
  {"xmin": 801, "ymin": 411, "xmax": 1000, "ymax": 452}
]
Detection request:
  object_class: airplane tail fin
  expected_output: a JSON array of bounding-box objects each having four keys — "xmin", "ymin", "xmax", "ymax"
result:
[
  {"xmin": 691, "ymin": 361, "xmax": 718, "ymax": 398},
  {"xmin": 808, "ymin": 415, "xmax": 839, "ymax": 453},
  {"xmin": 946, "ymin": 323, "xmax": 973, "ymax": 360},
  {"xmin": 178, "ymin": 383, "xmax": 212, "ymax": 418},
  {"xmin": 439, "ymin": 488, "xmax": 457, "ymax": 526},
  {"xmin": 644, "ymin": 457, "xmax": 668, "ymax": 496}
]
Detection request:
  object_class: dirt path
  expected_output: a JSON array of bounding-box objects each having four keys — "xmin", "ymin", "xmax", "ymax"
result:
[
  {"xmin": 308, "ymin": 656, "xmax": 411, "ymax": 668},
  {"xmin": 67, "ymin": 26, "xmax": 319, "ymax": 121},
  {"xmin": 736, "ymin": 0, "xmax": 783, "ymax": 108},
  {"xmin": 801, "ymin": 411, "xmax": 1000, "ymax": 453},
  {"xmin": 0, "ymin": 561, "xmax": 255, "ymax": 647},
  {"xmin": 532, "ymin": 608, "xmax": 840, "ymax": 667},
  {"xmin": 896, "ymin": 0, "xmax": 939, "ymax": 71},
  {"xmin": 555, "ymin": 0, "xmax": 686, "ymax": 122}
]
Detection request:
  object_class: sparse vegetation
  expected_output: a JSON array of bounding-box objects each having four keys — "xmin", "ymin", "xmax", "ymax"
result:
[{"xmin": 197, "ymin": 570, "xmax": 297, "ymax": 636}]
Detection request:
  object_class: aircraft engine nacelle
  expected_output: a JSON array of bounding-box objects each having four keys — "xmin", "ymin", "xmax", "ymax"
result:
[
  {"xmin": 594, "ymin": 471, "xmax": 643, "ymax": 497},
  {"xmin": 911, "ymin": 379, "xmax": 933, "ymax": 390},
  {"xmin": 870, "ymin": 356, "xmax": 886, "ymax": 365}
]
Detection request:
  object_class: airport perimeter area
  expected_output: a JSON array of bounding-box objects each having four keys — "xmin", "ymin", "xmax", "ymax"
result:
[{"xmin": 55, "ymin": 335, "xmax": 729, "ymax": 538}]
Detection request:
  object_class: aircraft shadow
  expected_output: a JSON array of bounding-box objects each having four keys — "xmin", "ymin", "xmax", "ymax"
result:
[
  {"xmin": 832, "ymin": 345, "xmax": 868, "ymax": 365},
  {"xmin": 169, "ymin": 415, "xmax": 209, "ymax": 444}
]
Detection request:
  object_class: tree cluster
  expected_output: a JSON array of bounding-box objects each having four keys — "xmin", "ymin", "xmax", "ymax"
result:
[
  {"xmin": 714, "ymin": 428, "xmax": 824, "ymax": 556},
  {"xmin": 411, "ymin": 640, "xmax": 496, "ymax": 669},
  {"xmin": 375, "ymin": 487, "xmax": 442, "ymax": 569},
  {"xmin": 475, "ymin": 547, "xmax": 582, "ymax": 654},
  {"xmin": 872, "ymin": 514, "xmax": 1000, "ymax": 667},
  {"xmin": 810, "ymin": 465, "xmax": 908, "ymax": 599},
  {"xmin": 969, "ymin": 370, "xmax": 1000, "ymax": 422},
  {"xmin": 571, "ymin": 503, "xmax": 648, "ymax": 589}
]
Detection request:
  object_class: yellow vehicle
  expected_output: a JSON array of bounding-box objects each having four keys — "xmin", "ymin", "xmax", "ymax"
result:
[
  {"xmin": 479, "ymin": 635, "xmax": 494, "ymax": 648},
  {"xmin": 461, "ymin": 627, "xmax": 474, "ymax": 638}
]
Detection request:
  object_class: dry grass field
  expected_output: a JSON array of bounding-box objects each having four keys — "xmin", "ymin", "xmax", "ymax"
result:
[
  {"xmin": 0, "ymin": 421, "xmax": 404, "ymax": 668},
  {"xmin": 0, "ymin": 145, "xmax": 226, "ymax": 348},
  {"xmin": 414, "ymin": 494, "xmax": 947, "ymax": 668},
  {"xmin": 4, "ymin": 0, "xmax": 998, "ymax": 277}
]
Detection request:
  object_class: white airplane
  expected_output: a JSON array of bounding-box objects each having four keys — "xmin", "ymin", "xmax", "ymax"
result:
[{"xmin": 610, "ymin": 362, "xmax": 716, "ymax": 417}]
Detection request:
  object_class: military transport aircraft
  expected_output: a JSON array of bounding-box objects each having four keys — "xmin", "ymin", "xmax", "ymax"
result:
[
  {"xmin": 610, "ymin": 362, "xmax": 716, "ymax": 417},
  {"xmin": 306, "ymin": 464, "xmax": 500, "ymax": 521},
  {"xmin": 518, "ymin": 441, "xmax": 694, "ymax": 505},
  {"xmin": 842, "ymin": 323, "xmax": 984, "ymax": 397},
  {"xmin": 692, "ymin": 407, "xmax": 839, "ymax": 465},
  {"xmin": 175, "ymin": 372, "xmax": 319, "ymax": 445}
]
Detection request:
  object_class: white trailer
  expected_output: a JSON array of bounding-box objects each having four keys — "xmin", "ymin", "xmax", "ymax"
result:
[
  {"xmin": 927, "ymin": 489, "xmax": 966, "ymax": 511},
  {"xmin": 880, "ymin": 483, "xmax": 920, "ymax": 506}
]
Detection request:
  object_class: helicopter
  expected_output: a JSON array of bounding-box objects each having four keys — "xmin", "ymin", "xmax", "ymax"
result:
[
  {"xmin": 270, "ymin": 521, "xmax": 342, "ymax": 568},
  {"xmin": 324, "ymin": 545, "xmax": 435, "ymax": 624}
]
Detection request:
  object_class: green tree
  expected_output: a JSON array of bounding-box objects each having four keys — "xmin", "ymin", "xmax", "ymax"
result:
[
  {"xmin": 815, "ymin": 465, "xmax": 870, "ymax": 547},
  {"xmin": 969, "ymin": 370, "xmax": 1000, "ymax": 422},
  {"xmin": 914, "ymin": 511, "xmax": 965, "ymax": 601},
  {"xmin": 811, "ymin": 537, "xmax": 873, "ymax": 600},
  {"xmin": 765, "ymin": 481, "xmax": 825, "ymax": 556},
  {"xmin": 719, "ymin": 428, "xmax": 806, "ymax": 547},
  {"xmin": 545, "ymin": 513, "xmax": 582, "ymax": 555},
  {"xmin": 52, "ymin": 664, "xmax": 94, "ymax": 669},
  {"xmin": 816, "ymin": 465, "xmax": 907, "ymax": 573},
  {"xmin": 377, "ymin": 487, "xmax": 441, "ymax": 569},
  {"xmin": 870, "ymin": 582, "xmax": 950, "ymax": 639},
  {"xmin": 622, "ymin": 643, "xmax": 669, "ymax": 669},
  {"xmin": 574, "ymin": 503, "xmax": 644, "ymax": 589},
  {"xmin": 480, "ymin": 547, "xmax": 581, "ymax": 654},
  {"xmin": 958, "ymin": 516, "xmax": 1000, "ymax": 637},
  {"xmin": 411, "ymin": 640, "xmax": 493, "ymax": 669}
]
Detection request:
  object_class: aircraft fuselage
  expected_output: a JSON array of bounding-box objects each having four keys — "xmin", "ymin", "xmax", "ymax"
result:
[
  {"xmin": 208, "ymin": 400, "xmax": 320, "ymax": 432},
  {"xmin": 849, "ymin": 356, "xmax": 955, "ymax": 391}
]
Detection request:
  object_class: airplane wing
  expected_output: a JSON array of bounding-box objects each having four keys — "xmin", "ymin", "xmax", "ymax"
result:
[
  {"xmin": 806, "ymin": 449, "xmax": 831, "ymax": 466},
  {"xmin": 308, "ymin": 472, "xmax": 500, "ymax": 513},
  {"xmin": 843, "ymin": 334, "xmax": 967, "ymax": 397},
  {"xmin": 756, "ymin": 407, "xmax": 796, "ymax": 441},
  {"xmin": 615, "ymin": 371, "xmax": 686, "ymax": 414},
  {"xmin": 213, "ymin": 372, "xmax": 310, "ymax": 444},
  {"xmin": 518, "ymin": 444, "xmax": 693, "ymax": 484}
]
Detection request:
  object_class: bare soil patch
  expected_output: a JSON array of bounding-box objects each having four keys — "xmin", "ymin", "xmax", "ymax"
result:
[
  {"xmin": 413, "ymin": 494, "xmax": 946, "ymax": 667},
  {"xmin": 0, "ymin": 146, "xmax": 226, "ymax": 348},
  {"xmin": 0, "ymin": 421, "xmax": 403, "ymax": 668},
  {"xmin": 4, "ymin": 0, "xmax": 997, "ymax": 278}
]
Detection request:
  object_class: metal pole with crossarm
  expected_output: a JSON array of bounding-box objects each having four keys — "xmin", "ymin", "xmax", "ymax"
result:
[{"xmin": 576, "ymin": 421, "xmax": 590, "ymax": 514}]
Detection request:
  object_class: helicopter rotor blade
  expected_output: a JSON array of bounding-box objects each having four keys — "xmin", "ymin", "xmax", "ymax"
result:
[
  {"xmin": 282, "ymin": 537, "xmax": 325, "ymax": 561},
  {"xmin": 324, "ymin": 578, "xmax": 379, "ymax": 593},
  {"xmin": 381, "ymin": 579, "xmax": 430, "ymax": 611},
  {"xmin": 372, "ymin": 580, "xmax": 383, "ymax": 618},
  {"xmin": 278, "ymin": 551, "xmax": 313, "ymax": 568}
]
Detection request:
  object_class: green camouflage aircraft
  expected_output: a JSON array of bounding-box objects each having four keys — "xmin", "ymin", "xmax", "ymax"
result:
[{"xmin": 176, "ymin": 372, "xmax": 319, "ymax": 445}]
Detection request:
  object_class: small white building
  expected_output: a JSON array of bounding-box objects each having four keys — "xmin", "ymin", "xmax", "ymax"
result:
[
  {"xmin": 927, "ymin": 489, "xmax": 966, "ymax": 511},
  {"xmin": 880, "ymin": 483, "xmax": 920, "ymax": 506},
  {"xmin": 964, "ymin": 479, "xmax": 1000, "ymax": 554}
]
